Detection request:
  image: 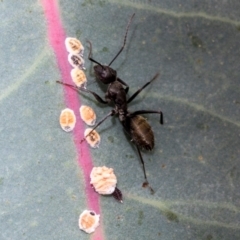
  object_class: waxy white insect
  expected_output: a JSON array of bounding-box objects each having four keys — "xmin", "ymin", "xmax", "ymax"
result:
[
  {"xmin": 80, "ymin": 105, "xmax": 96, "ymax": 126},
  {"xmin": 84, "ymin": 128, "xmax": 101, "ymax": 148},
  {"xmin": 65, "ymin": 37, "xmax": 84, "ymax": 55},
  {"xmin": 68, "ymin": 53, "xmax": 85, "ymax": 69},
  {"xmin": 59, "ymin": 108, "xmax": 76, "ymax": 132},
  {"xmin": 90, "ymin": 166, "xmax": 123, "ymax": 202},
  {"xmin": 78, "ymin": 210, "xmax": 100, "ymax": 234},
  {"xmin": 90, "ymin": 166, "xmax": 117, "ymax": 195},
  {"xmin": 71, "ymin": 68, "xmax": 87, "ymax": 88}
]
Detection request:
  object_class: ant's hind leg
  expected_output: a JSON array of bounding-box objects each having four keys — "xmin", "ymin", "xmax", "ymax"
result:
[{"xmin": 136, "ymin": 145, "xmax": 154, "ymax": 194}]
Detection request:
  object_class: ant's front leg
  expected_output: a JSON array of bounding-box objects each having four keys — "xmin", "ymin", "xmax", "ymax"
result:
[{"xmin": 56, "ymin": 81, "xmax": 108, "ymax": 104}]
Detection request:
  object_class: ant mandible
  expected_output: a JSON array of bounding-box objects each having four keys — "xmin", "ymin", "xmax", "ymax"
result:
[{"xmin": 57, "ymin": 13, "xmax": 163, "ymax": 193}]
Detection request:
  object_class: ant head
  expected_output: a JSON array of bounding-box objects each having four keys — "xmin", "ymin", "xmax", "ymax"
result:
[{"xmin": 94, "ymin": 65, "xmax": 117, "ymax": 84}]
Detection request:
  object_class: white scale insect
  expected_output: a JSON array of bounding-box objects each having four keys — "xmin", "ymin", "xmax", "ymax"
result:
[
  {"xmin": 84, "ymin": 128, "xmax": 101, "ymax": 148},
  {"xmin": 71, "ymin": 68, "xmax": 87, "ymax": 88},
  {"xmin": 61, "ymin": 37, "xmax": 123, "ymax": 236},
  {"xmin": 65, "ymin": 37, "xmax": 84, "ymax": 55},
  {"xmin": 80, "ymin": 105, "xmax": 96, "ymax": 126},
  {"xmin": 78, "ymin": 210, "xmax": 100, "ymax": 234},
  {"xmin": 59, "ymin": 108, "xmax": 76, "ymax": 132},
  {"xmin": 65, "ymin": 37, "xmax": 85, "ymax": 70},
  {"xmin": 90, "ymin": 166, "xmax": 123, "ymax": 202}
]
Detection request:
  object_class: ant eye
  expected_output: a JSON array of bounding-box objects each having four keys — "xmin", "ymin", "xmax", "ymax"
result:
[{"xmin": 59, "ymin": 108, "xmax": 76, "ymax": 132}]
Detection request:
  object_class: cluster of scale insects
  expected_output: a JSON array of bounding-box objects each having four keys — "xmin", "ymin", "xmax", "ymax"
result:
[{"xmin": 58, "ymin": 13, "xmax": 163, "ymax": 195}]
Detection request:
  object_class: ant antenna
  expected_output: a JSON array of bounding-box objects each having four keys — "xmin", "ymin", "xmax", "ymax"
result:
[
  {"xmin": 87, "ymin": 40, "xmax": 104, "ymax": 68},
  {"xmin": 108, "ymin": 13, "xmax": 135, "ymax": 67}
]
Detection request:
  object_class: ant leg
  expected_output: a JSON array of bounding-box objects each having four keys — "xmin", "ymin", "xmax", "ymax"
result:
[
  {"xmin": 81, "ymin": 109, "xmax": 116, "ymax": 143},
  {"xmin": 117, "ymin": 78, "xmax": 129, "ymax": 93},
  {"xmin": 136, "ymin": 145, "xmax": 154, "ymax": 194},
  {"xmin": 56, "ymin": 81, "xmax": 108, "ymax": 104},
  {"xmin": 108, "ymin": 13, "xmax": 135, "ymax": 66},
  {"xmin": 127, "ymin": 73, "xmax": 160, "ymax": 104},
  {"xmin": 129, "ymin": 110, "xmax": 163, "ymax": 125}
]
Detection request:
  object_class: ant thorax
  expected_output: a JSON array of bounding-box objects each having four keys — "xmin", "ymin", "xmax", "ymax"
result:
[
  {"xmin": 117, "ymin": 108, "xmax": 127, "ymax": 122},
  {"xmin": 106, "ymin": 81, "xmax": 127, "ymax": 105}
]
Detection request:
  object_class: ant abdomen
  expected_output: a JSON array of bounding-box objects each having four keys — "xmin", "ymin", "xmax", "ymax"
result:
[{"xmin": 129, "ymin": 115, "xmax": 154, "ymax": 151}]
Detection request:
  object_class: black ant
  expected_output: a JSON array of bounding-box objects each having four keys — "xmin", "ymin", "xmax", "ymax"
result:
[{"xmin": 57, "ymin": 13, "xmax": 163, "ymax": 193}]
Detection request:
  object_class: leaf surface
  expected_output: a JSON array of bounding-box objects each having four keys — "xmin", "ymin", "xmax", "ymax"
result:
[{"xmin": 0, "ymin": 0, "xmax": 240, "ymax": 239}]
